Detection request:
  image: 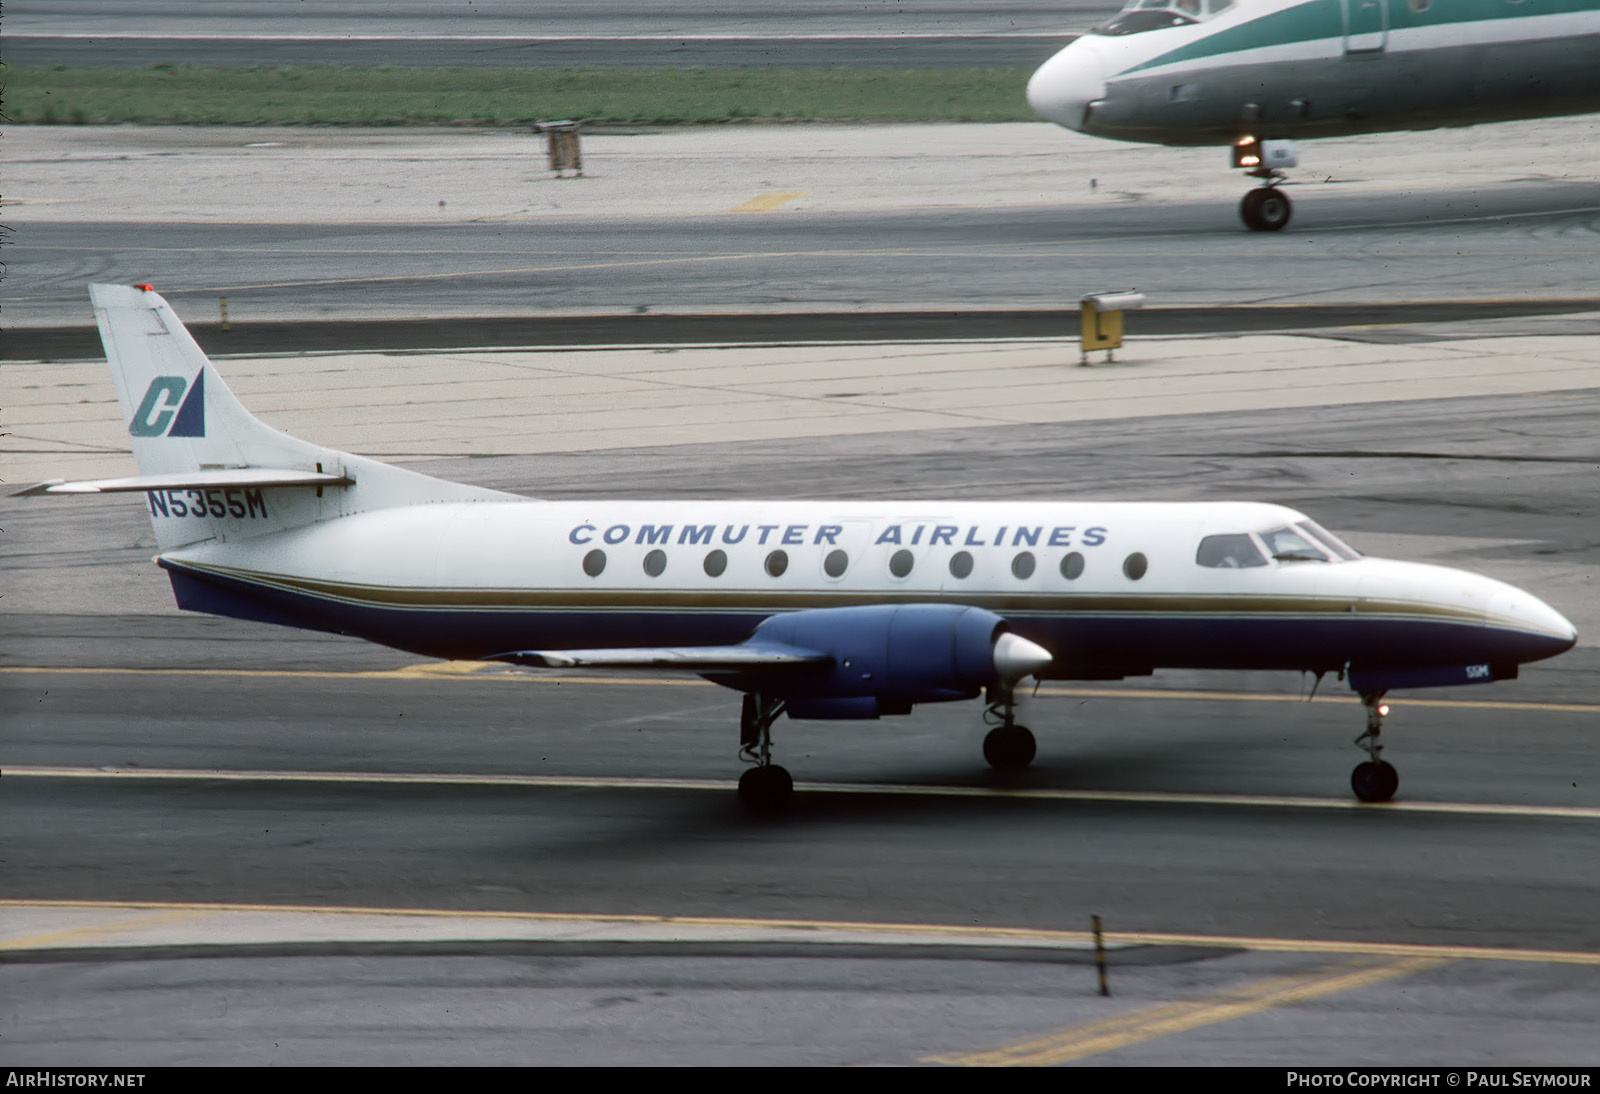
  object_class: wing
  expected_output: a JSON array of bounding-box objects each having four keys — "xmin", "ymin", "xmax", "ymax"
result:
[{"xmin": 486, "ymin": 642, "xmax": 831, "ymax": 671}]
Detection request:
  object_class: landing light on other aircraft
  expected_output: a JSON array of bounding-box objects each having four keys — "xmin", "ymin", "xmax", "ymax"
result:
[{"xmin": 1378, "ymin": 704, "xmax": 1391, "ymax": 717}]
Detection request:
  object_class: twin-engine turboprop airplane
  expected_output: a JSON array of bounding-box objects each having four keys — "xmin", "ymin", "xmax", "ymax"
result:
[
  {"xmin": 1026, "ymin": 0, "xmax": 1600, "ymax": 230},
  {"xmin": 21, "ymin": 284, "xmax": 1578, "ymax": 809}
]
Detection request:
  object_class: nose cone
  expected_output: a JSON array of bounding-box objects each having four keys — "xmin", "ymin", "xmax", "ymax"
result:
[
  {"xmin": 1488, "ymin": 587, "xmax": 1579, "ymax": 661},
  {"xmin": 994, "ymin": 632, "xmax": 1053, "ymax": 682},
  {"xmin": 1027, "ymin": 40, "xmax": 1107, "ymax": 131}
]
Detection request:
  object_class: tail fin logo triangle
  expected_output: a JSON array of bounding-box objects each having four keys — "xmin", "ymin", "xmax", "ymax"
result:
[{"xmin": 129, "ymin": 371, "xmax": 205, "ymax": 438}]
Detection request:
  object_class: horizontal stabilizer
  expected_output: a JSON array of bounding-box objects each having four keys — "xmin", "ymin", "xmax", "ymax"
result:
[
  {"xmin": 14, "ymin": 468, "xmax": 355, "ymax": 497},
  {"xmin": 487, "ymin": 643, "xmax": 832, "ymax": 671}
]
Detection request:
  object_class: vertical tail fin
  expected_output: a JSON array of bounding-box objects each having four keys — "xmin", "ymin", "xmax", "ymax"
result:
[
  {"xmin": 95, "ymin": 282, "xmax": 317, "ymax": 477},
  {"xmin": 84, "ymin": 283, "xmax": 511, "ymax": 550}
]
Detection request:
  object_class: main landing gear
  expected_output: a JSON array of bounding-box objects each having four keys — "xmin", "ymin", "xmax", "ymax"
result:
[
  {"xmin": 1351, "ymin": 691, "xmax": 1400, "ymax": 803},
  {"xmin": 982, "ymin": 686, "xmax": 1036, "ymax": 771},
  {"xmin": 738, "ymin": 692, "xmax": 793, "ymax": 813}
]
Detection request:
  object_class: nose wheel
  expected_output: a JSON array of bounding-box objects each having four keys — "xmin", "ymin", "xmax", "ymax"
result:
[
  {"xmin": 982, "ymin": 687, "xmax": 1037, "ymax": 770},
  {"xmin": 1241, "ymin": 186, "xmax": 1292, "ymax": 232},
  {"xmin": 738, "ymin": 692, "xmax": 793, "ymax": 813},
  {"xmin": 1351, "ymin": 691, "xmax": 1399, "ymax": 803}
]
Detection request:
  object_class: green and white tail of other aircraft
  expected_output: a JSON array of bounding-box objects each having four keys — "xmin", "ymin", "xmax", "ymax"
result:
[{"xmin": 1027, "ymin": 0, "xmax": 1600, "ymax": 230}]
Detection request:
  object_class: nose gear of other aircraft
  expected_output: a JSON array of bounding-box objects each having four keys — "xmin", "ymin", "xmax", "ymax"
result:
[
  {"xmin": 1241, "ymin": 186, "xmax": 1292, "ymax": 232},
  {"xmin": 1234, "ymin": 138, "xmax": 1298, "ymax": 231}
]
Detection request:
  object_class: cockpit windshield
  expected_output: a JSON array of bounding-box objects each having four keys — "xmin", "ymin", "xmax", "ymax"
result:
[
  {"xmin": 1092, "ymin": 0, "xmax": 1235, "ymax": 36},
  {"xmin": 1294, "ymin": 519, "xmax": 1363, "ymax": 561},
  {"xmin": 1261, "ymin": 526, "xmax": 1329, "ymax": 563},
  {"xmin": 1198, "ymin": 522, "xmax": 1362, "ymax": 568}
]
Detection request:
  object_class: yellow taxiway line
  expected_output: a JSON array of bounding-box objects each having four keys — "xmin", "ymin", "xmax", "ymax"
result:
[
  {"xmin": 927, "ymin": 956, "xmax": 1447, "ymax": 1066},
  {"xmin": 4, "ymin": 898, "xmax": 1598, "ymax": 968},
  {"xmin": 731, "ymin": 191, "xmax": 807, "ymax": 213},
  {"xmin": 5, "ymin": 663, "xmax": 1600, "ymax": 715},
  {"xmin": 6, "ymin": 764, "xmax": 1600, "ymax": 821}
]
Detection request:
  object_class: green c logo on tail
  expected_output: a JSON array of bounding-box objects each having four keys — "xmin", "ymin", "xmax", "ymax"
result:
[{"xmin": 130, "ymin": 372, "xmax": 205, "ymax": 437}]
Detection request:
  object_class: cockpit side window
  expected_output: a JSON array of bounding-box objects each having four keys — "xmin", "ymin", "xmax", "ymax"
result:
[
  {"xmin": 1196, "ymin": 533, "xmax": 1268, "ymax": 569},
  {"xmin": 1261, "ymin": 526, "xmax": 1329, "ymax": 563},
  {"xmin": 1094, "ymin": 0, "xmax": 1229, "ymax": 35},
  {"xmin": 1294, "ymin": 520, "xmax": 1363, "ymax": 561}
]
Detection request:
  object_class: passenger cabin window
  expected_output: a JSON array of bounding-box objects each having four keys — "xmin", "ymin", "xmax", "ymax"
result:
[
  {"xmin": 1260, "ymin": 526, "xmax": 1328, "ymax": 563},
  {"xmin": 949, "ymin": 551, "xmax": 974, "ymax": 579},
  {"xmin": 1012, "ymin": 551, "xmax": 1036, "ymax": 579},
  {"xmin": 642, "ymin": 549, "xmax": 667, "ymax": 577},
  {"xmin": 1196, "ymin": 533, "xmax": 1267, "ymax": 569},
  {"xmin": 1060, "ymin": 552, "xmax": 1085, "ymax": 580}
]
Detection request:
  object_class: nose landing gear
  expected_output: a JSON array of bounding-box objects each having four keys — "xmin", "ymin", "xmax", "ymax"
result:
[
  {"xmin": 738, "ymin": 692, "xmax": 793, "ymax": 812},
  {"xmin": 982, "ymin": 686, "xmax": 1037, "ymax": 770},
  {"xmin": 1232, "ymin": 138, "xmax": 1297, "ymax": 232},
  {"xmin": 1240, "ymin": 185, "xmax": 1292, "ymax": 232},
  {"xmin": 1351, "ymin": 691, "xmax": 1399, "ymax": 803}
]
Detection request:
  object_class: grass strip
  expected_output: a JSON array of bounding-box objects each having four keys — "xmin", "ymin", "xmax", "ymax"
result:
[{"xmin": 2, "ymin": 65, "xmax": 1036, "ymax": 126}]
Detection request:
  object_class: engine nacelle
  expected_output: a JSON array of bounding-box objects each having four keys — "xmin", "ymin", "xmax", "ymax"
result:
[{"xmin": 743, "ymin": 603, "xmax": 1049, "ymax": 708}]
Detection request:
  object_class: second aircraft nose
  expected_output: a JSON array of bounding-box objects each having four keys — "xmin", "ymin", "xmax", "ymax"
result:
[{"xmin": 1026, "ymin": 40, "xmax": 1108, "ymax": 131}]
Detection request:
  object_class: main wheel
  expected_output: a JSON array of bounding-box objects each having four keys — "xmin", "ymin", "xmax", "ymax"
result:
[
  {"xmin": 1240, "ymin": 187, "xmax": 1292, "ymax": 232},
  {"xmin": 738, "ymin": 764, "xmax": 794, "ymax": 812},
  {"xmin": 1351, "ymin": 760, "xmax": 1399, "ymax": 803},
  {"xmin": 983, "ymin": 725, "xmax": 1037, "ymax": 771}
]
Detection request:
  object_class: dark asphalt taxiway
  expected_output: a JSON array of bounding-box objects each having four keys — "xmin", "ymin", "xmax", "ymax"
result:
[
  {"xmin": 12, "ymin": 180, "xmax": 1600, "ymax": 336},
  {"xmin": 5, "ymin": 390, "xmax": 1600, "ymax": 1062}
]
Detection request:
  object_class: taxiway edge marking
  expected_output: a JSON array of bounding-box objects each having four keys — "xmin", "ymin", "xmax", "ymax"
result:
[{"xmin": 2, "ymin": 900, "xmax": 1597, "ymax": 967}]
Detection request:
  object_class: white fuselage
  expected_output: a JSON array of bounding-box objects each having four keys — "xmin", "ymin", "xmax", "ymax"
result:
[{"xmin": 157, "ymin": 496, "xmax": 1576, "ymax": 678}]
